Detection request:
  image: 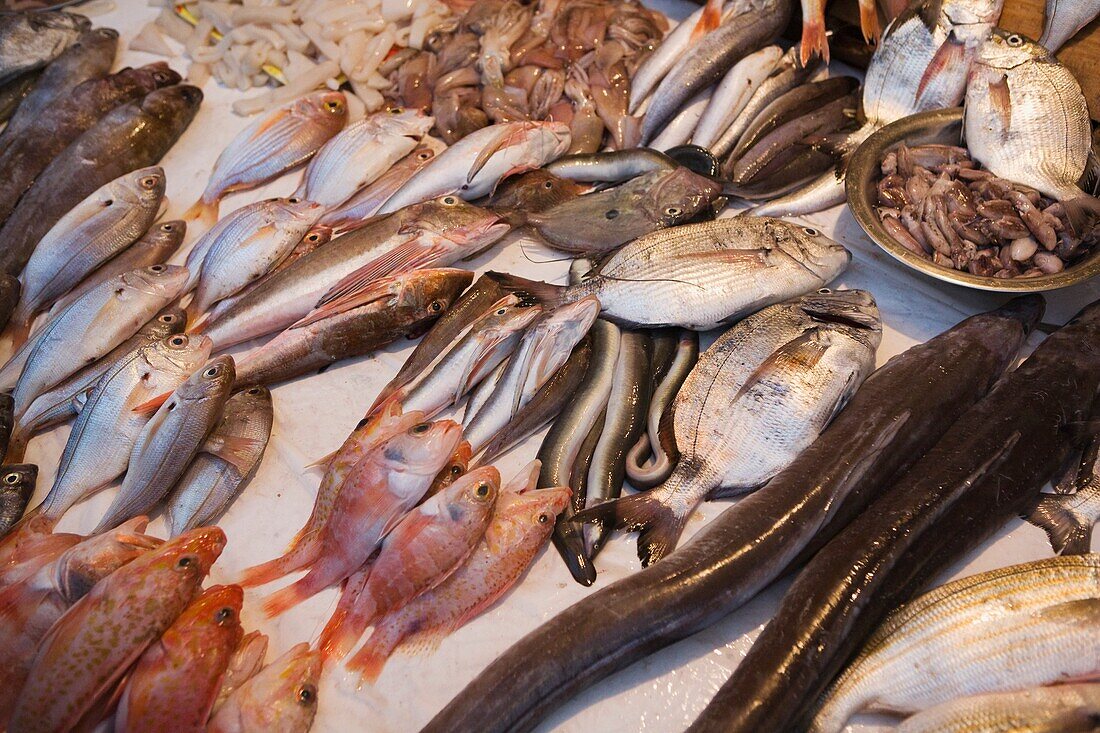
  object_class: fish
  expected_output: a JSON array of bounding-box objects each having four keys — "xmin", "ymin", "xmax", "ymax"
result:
[
  {"xmin": 212, "ymin": 631, "xmax": 268, "ymax": 716},
  {"xmin": 12, "ymin": 265, "xmax": 190, "ymax": 418},
  {"xmin": 524, "ymin": 167, "xmax": 722, "ymax": 254},
  {"xmin": 0, "ymin": 517, "xmax": 160, "ymax": 726},
  {"xmin": 295, "ymin": 107, "xmax": 434, "ymax": 211},
  {"xmin": 965, "ymin": 30, "xmax": 1100, "ymax": 232},
  {"xmin": 812, "ymin": 554, "xmax": 1100, "ymax": 732},
  {"xmin": 186, "ymin": 198, "xmax": 325, "ymax": 322},
  {"xmin": 629, "ymin": 2, "xmax": 717, "ymax": 113},
  {"xmin": 0, "ymin": 84, "xmax": 202, "ymax": 277},
  {"xmin": 543, "ymin": 148, "xmax": 678, "ymax": 183},
  {"xmin": 184, "ymin": 90, "xmax": 347, "ymax": 227},
  {"xmin": 379, "ymin": 120, "xmax": 571, "ymax": 213},
  {"xmin": 344, "ymin": 470, "xmax": 570, "ymax": 682},
  {"xmin": 8, "ymin": 526, "xmax": 225, "ymax": 733},
  {"xmin": 1027, "ymin": 432, "xmax": 1100, "ymax": 555},
  {"xmin": 256, "ymin": 414, "xmax": 462, "ymax": 617},
  {"xmin": 206, "ymin": 643, "xmax": 319, "ymax": 733},
  {"xmin": 195, "ymin": 197, "xmax": 508, "ymax": 349},
  {"xmin": 115, "ymin": 584, "xmax": 244, "ymax": 733},
  {"xmin": 420, "ymin": 296, "xmax": 1043, "ymax": 733},
  {"xmin": 693, "ymin": 45, "xmax": 784, "ymax": 149},
  {"xmin": 894, "ymin": 683, "xmax": 1100, "ymax": 733},
  {"xmin": 577, "ymin": 290, "xmax": 882, "ymax": 564},
  {"xmin": 94, "ymin": 356, "xmax": 236, "ymax": 533},
  {"xmin": 319, "ymin": 465, "xmax": 501, "ymax": 662},
  {"xmin": 0, "ymin": 273, "xmax": 17, "ymax": 332},
  {"xmin": 625, "ymin": 329, "xmax": 698, "ymax": 490},
  {"xmin": 164, "ymin": 385, "xmax": 273, "ymax": 536},
  {"xmin": 462, "ymin": 297, "xmax": 600, "ymax": 453},
  {"xmin": 0, "ymin": 12, "xmax": 90, "ymax": 87},
  {"xmin": 12, "ymin": 167, "xmax": 166, "ymax": 339},
  {"xmin": 0, "ymin": 464, "xmax": 35, "ymax": 537},
  {"xmin": 489, "ymin": 218, "xmax": 851, "ymax": 330},
  {"xmin": 1039, "ymin": 0, "xmax": 1100, "ymax": 52},
  {"xmin": 32, "ymin": 332, "xmax": 212, "ymax": 523},
  {"xmin": 487, "ymin": 169, "xmax": 588, "ymax": 226},
  {"xmin": 641, "ymin": 0, "xmax": 790, "ymax": 144},
  {"xmin": 14, "ymin": 306, "xmax": 186, "ymax": 454},
  {"xmin": 686, "ymin": 297, "xmax": 1099, "ymax": 733},
  {"xmin": 649, "ymin": 86, "xmax": 714, "ymax": 151},
  {"xmin": 234, "ymin": 268, "xmax": 473, "ymax": 387}
]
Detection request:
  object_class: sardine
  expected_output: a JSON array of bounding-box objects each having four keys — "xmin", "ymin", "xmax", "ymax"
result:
[
  {"xmin": 693, "ymin": 45, "xmax": 784, "ymax": 149},
  {"xmin": 184, "ymin": 91, "xmax": 347, "ymax": 227},
  {"xmin": 164, "ymin": 385, "xmax": 273, "ymax": 536},
  {"xmin": 0, "ymin": 12, "xmax": 90, "ymax": 87},
  {"xmin": 895, "ymin": 683, "xmax": 1100, "ymax": 733},
  {"xmin": 1039, "ymin": 0, "xmax": 1100, "ymax": 52},
  {"xmin": 1027, "ymin": 431, "xmax": 1100, "ymax": 555},
  {"xmin": 0, "ymin": 464, "xmax": 35, "ymax": 537},
  {"xmin": 489, "ymin": 218, "xmax": 851, "ymax": 330},
  {"xmin": 206, "ymin": 643, "xmax": 319, "ymax": 733},
  {"xmin": 812, "ymin": 554, "xmax": 1100, "ymax": 732}
]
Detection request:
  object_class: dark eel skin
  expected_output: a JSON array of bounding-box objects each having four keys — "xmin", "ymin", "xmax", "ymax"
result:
[
  {"xmin": 688, "ymin": 295, "xmax": 1100, "ymax": 732},
  {"xmin": 421, "ymin": 295, "xmax": 1044, "ymax": 733}
]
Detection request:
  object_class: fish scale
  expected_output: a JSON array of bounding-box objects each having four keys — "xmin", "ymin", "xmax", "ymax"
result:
[{"xmin": 896, "ymin": 683, "xmax": 1100, "ymax": 732}]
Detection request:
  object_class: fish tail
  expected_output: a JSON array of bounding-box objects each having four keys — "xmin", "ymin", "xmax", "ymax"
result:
[
  {"xmin": 800, "ymin": 12, "xmax": 829, "ymax": 66},
  {"xmin": 319, "ymin": 572, "xmax": 374, "ymax": 664},
  {"xmin": 1062, "ymin": 195, "xmax": 1100, "ymax": 237},
  {"xmin": 346, "ymin": 619, "xmax": 405, "ymax": 684},
  {"xmin": 485, "ymin": 271, "xmax": 568, "ymax": 309},
  {"xmin": 260, "ymin": 567, "xmax": 330, "ymax": 618},
  {"xmin": 183, "ymin": 197, "xmax": 219, "ymax": 229},
  {"xmin": 237, "ymin": 539, "xmax": 321, "ymax": 588},
  {"xmin": 184, "ymin": 299, "xmax": 205, "ymax": 330},
  {"xmin": 857, "ymin": 0, "xmax": 880, "ymax": 42},
  {"xmin": 573, "ymin": 488, "xmax": 689, "ymax": 566},
  {"xmin": 691, "ymin": 0, "xmax": 722, "ymax": 41},
  {"xmin": 1026, "ymin": 493, "xmax": 1094, "ymax": 555}
]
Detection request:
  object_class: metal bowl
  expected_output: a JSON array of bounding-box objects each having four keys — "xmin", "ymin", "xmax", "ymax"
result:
[{"xmin": 845, "ymin": 108, "xmax": 1100, "ymax": 292}]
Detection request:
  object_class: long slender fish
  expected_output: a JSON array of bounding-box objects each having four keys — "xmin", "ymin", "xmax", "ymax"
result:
[
  {"xmin": 693, "ymin": 45, "xmax": 784, "ymax": 149},
  {"xmin": 687, "ymin": 297, "xmax": 1098, "ymax": 733},
  {"xmin": 629, "ymin": 3, "xmax": 711, "ymax": 113},
  {"xmin": 1039, "ymin": 0, "xmax": 1100, "ymax": 52},
  {"xmin": 0, "ymin": 72, "xmax": 37, "ymax": 125},
  {"xmin": 543, "ymin": 149, "xmax": 677, "ymax": 183},
  {"xmin": 421, "ymin": 297, "xmax": 1040, "ymax": 733},
  {"xmin": 896, "ymin": 683, "xmax": 1100, "ymax": 733}
]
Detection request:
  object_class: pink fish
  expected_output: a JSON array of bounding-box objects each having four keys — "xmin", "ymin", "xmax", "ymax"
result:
[
  {"xmin": 212, "ymin": 631, "xmax": 269, "ymax": 715},
  {"xmin": 207, "ymin": 643, "xmax": 320, "ymax": 733}
]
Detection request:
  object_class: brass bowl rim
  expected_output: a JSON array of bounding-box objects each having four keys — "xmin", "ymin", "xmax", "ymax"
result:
[{"xmin": 844, "ymin": 108, "xmax": 1100, "ymax": 293}]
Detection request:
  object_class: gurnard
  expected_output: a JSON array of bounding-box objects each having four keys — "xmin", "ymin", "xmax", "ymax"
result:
[{"xmin": 421, "ymin": 296, "xmax": 1041, "ymax": 733}]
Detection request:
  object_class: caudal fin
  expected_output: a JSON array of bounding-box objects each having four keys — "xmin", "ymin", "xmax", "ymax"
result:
[
  {"xmin": 800, "ymin": 15, "xmax": 829, "ymax": 66},
  {"xmin": 485, "ymin": 271, "xmax": 569, "ymax": 309},
  {"xmin": 1062, "ymin": 194, "xmax": 1100, "ymax": 237},
  {"xmin": 237, "ymin": 538, "xmax": 321, "ymax": 588},
  {"xmin": 183, "ymin": 197, "xmax": 220, "ymax": 229},
  {"xmin": 260, "ymin": 567, "xmax": 330, "ymax": 618},
  {"xmin": 573, "ymin": 489, "xmax": 689, "ymax": 566},
  {"xmin": 346, "ymin": 620, "xmax": 404, "ymax": 684},
  {"xmin": 1026, "ymin": 492, "xmax": 1095, "ymax": 555},
  {"xmin": 858, "ymin": 0, "xmax": 881, "ymax": 42}
]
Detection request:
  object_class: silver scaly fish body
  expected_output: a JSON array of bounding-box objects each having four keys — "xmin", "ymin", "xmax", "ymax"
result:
[
  {"xmin": 629, "ymin": 3, "xmax": 712, "ymax": 113},
  {"xmin": 895, "ymin": 683, "xmax": 1100, "ymax": 733},
  {"xmin": 1039, "ymin": 0, "xmax": 1100, "ymax": 53},
  {"xmin": 693, "ymin": 45, "xmax": 784, "ymax": 149},
  {"xmin": 812, "ymin": 554, "xmax": 1100, "ymax": 733}
]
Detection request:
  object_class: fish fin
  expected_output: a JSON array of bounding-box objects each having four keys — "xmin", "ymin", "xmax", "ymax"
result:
[
  {"xmin": 305, "ymin": 450, "xmax": 338, "ymax": 471},
  {"xmin": 671, "ymin": 249, "xmax": 772, "ymax": 268},
  {"xmin": 858, "ymin": 0, "xmax": 881, "ymax": 42},
  {"xmin": 260, "ymin": 566, "xmax": 331, "ymax": 618},
  {"xmin": 1036, "ymin": 598, "xmax": 1100, "ymax": 626},
  {"xmin": 346, "ymin": 621, "xmax": 404, "ymax": 684},
  {"xmin": 1025, "ymin": 493, "xmax": 1095, "ymax": 555},
  {"xmin": 4, "ymin": 430, "xmax": 28, "ymax": 464},
  {"xmin": 800, "ymin": 13, "xmax": 829, "ymax": 66},
  {"xmin": 236, "ymin": 537, "xmax": 322, "ymax": 588},
  {"xmin": 183, "ymin": 197, "xmax": 220, "ymax": 229},
  {"xmin": 916, "ymin": 31, "xmax": 965, "ymax": 105},
  {"xmin": 732, "ymin": 330, "xmax": 829, "ymax": 402},
  {"xmin": 319, "ymin": 567, "xmax": 373, "ymax": 663},
  {"xmin": 485, "ymin": 271, "xmax": 569, "ymax": 308},
  {"xmin": 1061, "ymin": 195, "xmax": 1100, "ymax": 237},
  {"xmin": 204, "ymin": 434, "xmax": 264, "ymax": 474},
  {"xmin": 309, "ymin": 238, "xmax": 426, "ymax": 308},
  {"xmin": 6, "ymin": 319, "xmax": 30, "ymax": 352},
  {"xmin": 987, "ymin": 73, "xmax": 1012, "ymax": 133},
  {"xmin": 291, "ymin": 278, "xmax": 400, "ymax": 330},
  {"xmin": 468, "ymin": 125, "xmax": 526, "ymax": 183},
  {"xmin": 691, "ymin": 0, "xmax": 723, "ymax": 41},
  {"xmin": 572, "ymin": 489, "xmax": 689, "ymax": 566},
  {"xmin": 131, "ymin": 391, "xmax": 171, "ymax": 416}
]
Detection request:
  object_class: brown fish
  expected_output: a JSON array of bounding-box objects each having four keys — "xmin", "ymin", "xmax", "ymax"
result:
[{"xmin": 487, "ymin": 169, "xmax": 588, "ymax": 226}]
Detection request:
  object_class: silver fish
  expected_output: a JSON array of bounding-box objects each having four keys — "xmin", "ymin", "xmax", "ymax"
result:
[
  {"xmin": 13, "ymin": 167, "xmax": 165, "ymax": 334},
  {"xmin": 649, "ymin": 86, "xmax": 714, "ymax": 151},
  {"xmin": 94, "ymin": 355, "xmax": 236, "ymax": 532},
  {"xmin": 0, "ymin": 12, "xmax": 90, "ymax": 85},
  {"xmin": 490, "ymin": 218, "xmax": 851, "ymax": 330},
  {"xmin": 12, "ymin": 264, "xmax": 189, "ymax": 418},
  {"xmin": 1027, "ymin": 432, "xmax": 1100, "ymax": 555},
  {"xmin": 164, "ymin": 385, "xmax": 273, "ymax": 536},
  {"xmin": 574, "ymin": 290, "xmax": 881, "ymax": 565},
  {"xmin": 1039, "ymin": 0, "xmax": 1100, "ymax": 52},
  {"xmin": 693, "ymin": 45, "xmax": 784, "ymax": 149},
  {"xmin": 811, "ymin": 554, "xmax": 1100, "ymax": 733},
  {"xmin": 33, "ymin": 332, "xmax": 212, "ymax": 522},
  {"xmin": 629, "ymin": 3, "xmax": 713, "ymax": 113},
  {"xmin": 895, "ymin": 683, "xmax": 1100, "ymax": 733}
]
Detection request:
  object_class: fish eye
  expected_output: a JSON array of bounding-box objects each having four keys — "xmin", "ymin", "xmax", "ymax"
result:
[
  {"xmin": 141, "ymin": 176, "xmax": 159, "ymax": 188},
  {"xmin": 665, "ymin": 207, "xmax": 681, "ymax": 217},
  {"xmin": 325, "ymin": 100, "xmax": 342, "ymax": 112},
  {"xmin": 802, "ymin": 227, "xmax": 819, "ymax": 236},
  {"xmin": 161, "ymin": 223, "xmax": 176, "ymax": 231},
  {"xmin": 389, "ymin": 107, "xmax": 403, "ymax": 115},
  {"xmin": 166, "ymin": 401, "xmax": 178, "ymax": 412},
  {"xmin": 495, "ymin": 308, "xmax": 507, "ymax": 316},
  {"xmin": 297, "ymin": 684, "xmax": 317, "ymax": 705},
  {"xmin": 3, "ymin": 472, "xmax": 18, "ymax": 485},
  {"xmin": 159, "ymin": 314, "xmax": 177, "ymax": 323},
  {"xmin": 204, "ymin": 366, "xmax": 221, "ymax": 378},
  {"xmin": 169, "ymin": 335, "xmax": 187, "ymax": 347},
  {"xmin": 288, "ymin": 197, "xmax": 301, "ymax": 204},
  {"xmin": 818, "ymin": 288, "xmax": 832, "ymax": 295},
  {"xmin": 410, "ymin": 422, "xmax": 431, "ymax": 435},
  {"xmin": 429, "ymin": 300, "xmax": 444, "ymax": 313},
  {"xmin": 306, "ymin": 232, "xmax": 322, "ymax": 243},
  {"xmin": 215, "ymin": 607, "xmax": 235, "ymax": 623},
  {"xmin": 1007, "ymin": 34, "xmax": 1023, "ymax": 47},
  {"xmin": 176, "ymin": 555, "xmax": 196, "ymax": 569},
  {"xmin": 419, "ymin": 151, "xmax": 432, "ymax": 160},
  {"xmin": 441, "ymin": 196, "xmax": 457, "ymax": 205},
  {"xmin": 149, "ymin": 264, "xmax": 166, "ymax": 273},
  {"xmin": 604, "ymin": 209, "xmax": 619, "ymax": 220},
  {"xmin": 154, "ymin": 71, "xmax": 171, "ymax": 83},
  {"xmin": 450, "ymin": 464, "xmax": 463, "ymax": 477},
  {"xmin": 247, "ymin": 387, "xmax": 262, "ymax": 395},
  {"xmin": 543, "ymin": 181, "xmax": 554, "ymax": 189},
  {"xmin": 537, "ymin": 512, "xmax": 549, "ymax": 523},
  {"xmin": 474, "ymin": 482, "xmax": 490, "ymax": 498},
  {"xmin": 103, "ymin": 199, "xmax": 114, "ymax": 207}
]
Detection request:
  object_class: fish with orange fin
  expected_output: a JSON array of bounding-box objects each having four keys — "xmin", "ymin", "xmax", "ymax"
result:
[
  {"xmin": 207, "ymin": 643, "xmax": 320, "ymax": 733},
  {"xmin": 800, "ymin": 0, "xmax": 881, "ymax": 65},
  {"xmin": 345, "ymin": 464, "xmax": 570, "ymax": 683},
  {"xmin": 184, "ymin": 91, "xmax": 347, "ymax": 228},
  {"xmin": 115, "ymin": 584, "xmax": 244, "ymax": 733},
  {"xmin": 256, "ymin": 414, "xmax": 463, "ymax": 618},
  {"xmin": 319, "ymin": 465, "xmax": 500, "ymax": 663},
  {"xmin": 0, "ymin": 513, "xmax": 81, "ymax": 588},
  {"xmin": 8, "ymin": 526, "xmax": 225, "ymax": 733}
]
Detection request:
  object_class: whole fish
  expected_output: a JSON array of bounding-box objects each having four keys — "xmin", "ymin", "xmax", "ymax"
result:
[
  {"xmin": 641, "ymin": 0, "xmax": 790, "ymax": 143},
  {"xmin": 0, "ymin": 464, "xmax": 35, "ymax": 537},
  {"xmin": 896, "ymin": 683, "xmax": 1100, "ymax": 733},
  {"xmin": 812, "ymin": 554, "xmax": 1100, "ymax": 732},
  {"xmin": 1027, "ymin": 432, "xmax": 1100, "ymax": 555},
  {"xmin": 185, "ymin": 91, "xmax": 347, "ymax": 227},
  {"xmin": 525, "ymin": 167, "xmax": 722, "ymax": 254},
  {"xmin": 693, "ymin": 45, "xmax": 784, "ymax": 149},
  {"xmin": 196, "ymin": 198, "xmax": 507, "ymax": 349},
  {"xmin": 0, "ymin": 29, "xmax": 126, "ymax": 220},
  {"xmin": 33, "ymin": 332, "xmax": 212, "ymax": 522},
  {"xmin": 233, "ymin": 268, "xmax": 473, "ymax": 387},
  {"xmin": 0, "ymin": 273, "xmax": 17, "ymax": 332},
  {"xmin": 319, "ymin": 466, "xmax": 501, "ymax": 662},
  {"xmin": 296, "ymin": 107, "xmax": 433, "ymax": 211},
  {"xmin": 379, "ymin": 120, "xmax": 571, "ymax": 213},
  {"xmin": 186, "ymin": 198, "xmax": 324, "ymax": 321},
  {"xmin": 213, "ymin": 631, "xmax": 268, "ymax": 716},
  {"xmin": 629, "ymin": 2, "xmax": 718, "ymax": 113},
  {"xmin": 319, "ymin": 142, "xmax": 442, "ymax": 232},
  {"xmin": 0, "ymin": 517, "xmax": 160, "ymax": 726},
  {"xmin": 687, "ymin": 298, "xmax": 1099, "ymax": 733},
  {"xmin": 164, "ymin": 385, "xmax": 273, "ymax": 535},
  {"xmin": 206, "ymin": 643, "xmax": 319, "ymax": 733},
  {"xmin": 577, "ymin": 290, "xmax": 882, "ymax": 564},
  {"xmin": 257, "ymin": 414, "xmax": 462, "ymax": 617},
  {"xmin": 490, "ymin": 218, "xmax": 851, "ymax": 330},
  {"xmin": 94, "ymin": 355, "xmax": 236, "ymax": 533},
  {"xmin": 649, "ymin": 86, "xmax": 714, "ymax": 150},
  {"xmin": 14, "ymin": 306, "xmax": 186, "ymax": 451},
  {"xmin": 463, "ymin": 297, "xmax": 600, "ymax": 453},
  {"xmin": 965, "ymin": 30, "xmax": 1100, "ymax": 232},
  {"xmin": 0, "ymin": 84, "xmax": 202, "ymax": 276},
  {"xmin": 115, "ymin": 584, "xmax": 244, "ymax": 733},
  {"xmin": 0, "ymin": 12, "xmax": 90, "ymax": 87},
  {"xmin": 12, "ymin": 265, "xmax": 189, "ymax": 418},
  {"xmin": 543, "ymin": 149, "xmax": 678, "ymax": 183},
  {"xmin": 345, "ymin": 475, "xmax": 570, "ymax": 682},
  {"xmin": 8, "ymin": 527, "xmax": 225, "ymax": 733},
  {"xmin": 12, "ymin": 167, "xmax": 166, "ymax": 337},
  {"xmin": 1040, "ymin": 0, "xmax": 1100, "ymax": 52}
]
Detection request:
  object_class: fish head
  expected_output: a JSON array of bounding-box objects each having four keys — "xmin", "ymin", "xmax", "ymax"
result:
[
  {"xmin": 242, "ymin": 643, "xmax": 320, "ymax": 727},
  {"xmin": 376, "ymin": 105, "xmax": 436, "ymax": 138},
  {"xmin": 399, "ymin": 268, "xmax": 475, "ymax": 320},
  {"xmin": 380, "ymin": 415, "xmax": 465, "ymax": 484},
  {"xmin": 114, "ymin": 166, "xmax": 166, "ymax": 209},
  {"xmin": 798, "ymin": 288, "xmax": 882, "ymax": 332},
  {"xmin": 274, "ymin": 196, "xmax": 326, "ymax": 227},
  {"xmin": 123, "ymin": 263, "xmax": 190, "ymax": 300},
  {"xmin": 234, "ymin": 384, "xmax": 273, "ymax": 411},
  {"xmin": 487, "ymin": 486, "xmax": 571, "ymax": 552},
  {"xmin": 175, "ymin": 584, "xmax": 245, "ymax": 644},
  {"xmin": 419, "ymin": 196, "xmax": 512, "ymax": 249},
  {"xmin": 175, "ymin": 355, "xmax": 237, "ymax": 404},
  {"xmin": 127, "ymin": 61, "xmax": 183, "ymax": 92},
  {"xmin": 776, "ymin": 223, "xmax": 851, "ymax": 283},
  {"xmin": 0, "ymin": 464, "xmax": 37, "ymax": 502},
  {"xmin": 139, "ymin": 219, "xmax": 187, "ymax": 252},
  {"xmin": 475, "ymin": 299, "xmax": 544, "ymax": 362},
  {"xmin": 428, "ymin": 440, "xmax": 473, "ymax": 496},
  {"xmin": 976, "ymin": 29, "xmax": 1049, "ymax": 72},
  {"xmin": 540, "ymin": 120, "xmax": 574, "ymax": 157},
  {"xmin": 141, "ymin": 84, "xmax": 204, "ymax": 123},
  {"xmin": 150, "ymin": 333, "xmax": 215, "ymax": 377},
  {"xmin": 445, "ymin": 465, "xmax": 501, "ymax": 519},
  {"xmin": 148, "ymin": 526, "xmax": 227, "ymax": 583},
  {"xmin": 141, "ymin": 306, "xmax": 188, "ymax": 339},
  {"xmin": 55, "ymin": 516, "xmax": 163, "ymax": 603},
  {"xmin": 940, "ymin": 0, "xmax": 1004, "ymax": 28},
  {"xmin": 298, "ymin": 90, "xmax": 349, "ymax": 133},
  {"xmin": 523, "ymin": 297, "xmax": 600, "ymax": 383},
  {"xmin": 647, "ymin": 168, "xmax": 723, "ymax": 225}
]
